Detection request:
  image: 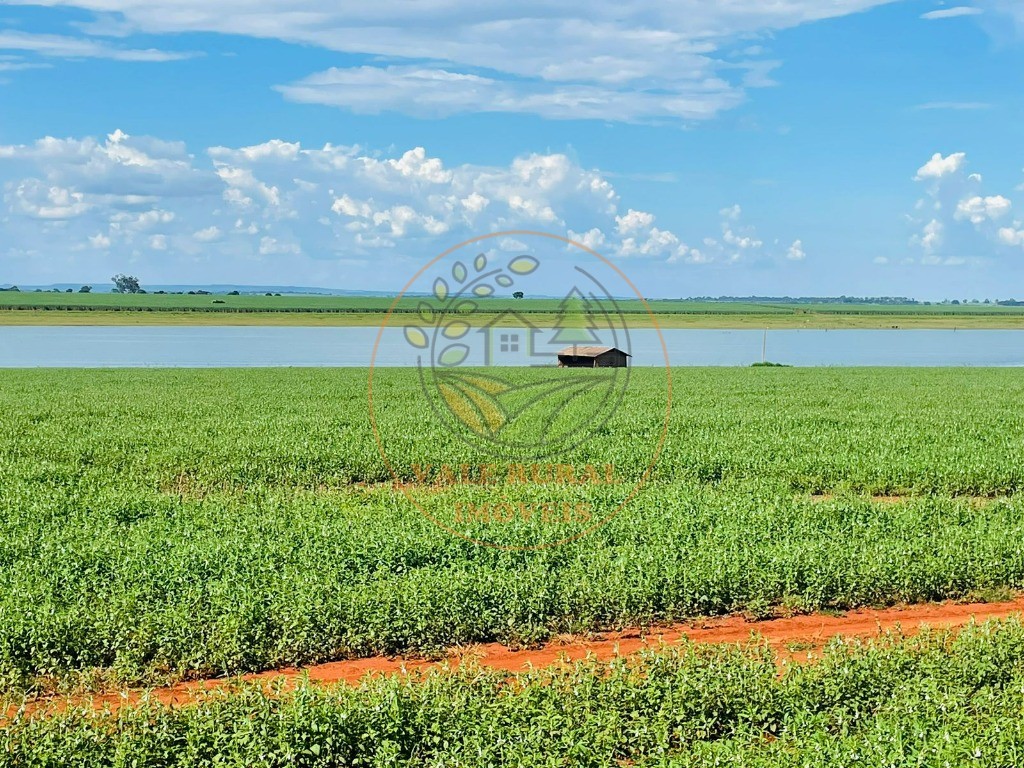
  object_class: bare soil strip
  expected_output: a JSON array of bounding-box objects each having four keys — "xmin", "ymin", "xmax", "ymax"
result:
[{"xmin": 9, "ymin": 596, "xmax": 1024, "ymax": 718}]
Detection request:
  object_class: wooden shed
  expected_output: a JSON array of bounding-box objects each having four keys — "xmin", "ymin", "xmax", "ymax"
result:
[{"xmin": 556, "ymin": 345, "xmax": 631, "ymax": 368}]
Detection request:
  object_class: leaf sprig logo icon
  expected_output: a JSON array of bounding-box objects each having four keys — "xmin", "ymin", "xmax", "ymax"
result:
[
  {"xmin": 437, "ymin": 372, "xmax": 511, "ymax": 437},
  {"xmin": 399, "ymin": 252, "xmax": 567, "ymax": 444},
  {"xmin": 402, "ymin": 253, "xmax": 539, "ymax": 370}
]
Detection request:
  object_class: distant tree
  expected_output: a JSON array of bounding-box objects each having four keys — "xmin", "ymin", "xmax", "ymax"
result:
[
  {"xmin": 79, "ymin": 285, "xmax": 92, "ymax": 293},
  {"xmin": 112, "ymin": 274, "xmax": 142, "ymax": 294},
  {"xmin": 228, "ymin": 290, "xmax": 240, "ymax": 296},
  {"xmin": 65, "ymin": 288, "xmax": 73, "ymax": 293},
  {"xmin": 512, "ymin": 291, "xmax": 525, "ymax": 299},
  {"xmin": 265, "ymin": 292, "xmax": 273, "ymax": 296},
  {"xmin": 951, "ymin": 299, "xmax": 960, "ymax": 305}
]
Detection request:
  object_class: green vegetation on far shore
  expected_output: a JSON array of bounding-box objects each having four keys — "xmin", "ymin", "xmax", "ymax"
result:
[{"xmin": 3, "ymin": 291, "xmax": 1024, "ymax": 329}]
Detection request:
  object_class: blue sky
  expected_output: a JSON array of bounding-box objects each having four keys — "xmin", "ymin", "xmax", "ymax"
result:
[{"xmin": 0, "ymin": 0, "xmax": 1022, "ymax": 299}]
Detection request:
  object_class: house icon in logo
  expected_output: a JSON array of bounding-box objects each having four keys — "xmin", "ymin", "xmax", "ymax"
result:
[{"xmin": 477, "ymin": 310, "xmax": 548, "ymax": 365}]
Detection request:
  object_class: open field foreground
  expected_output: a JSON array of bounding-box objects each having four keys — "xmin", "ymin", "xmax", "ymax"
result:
[
  {"xmin": 2, "ymin": 368, "xmax": 1024, "ymax": 685},
  {"xmin": 4, "ymin": 367, "xmax": 1024, "ymax": 762}
]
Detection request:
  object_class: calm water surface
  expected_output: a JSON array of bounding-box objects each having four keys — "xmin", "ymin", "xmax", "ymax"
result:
[{"xmin": 1, "ymin": 326, "xmax": 1023, "ymax": 367}]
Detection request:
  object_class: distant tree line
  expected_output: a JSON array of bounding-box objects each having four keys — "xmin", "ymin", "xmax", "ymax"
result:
[
  {"xmin": 2, "ymin": 281, "xmax": 1022, "ymax": 307},
  {"xmin": 676, "ymin": 296, "xmax": 1024, "ymax": 306},
  {"xmin": 0, "ymin": 286, "xmax": 91, "ymax": 293},
  {"xmin": 681, "ymin": 296, "xmax": 922, "ymax": 305}
]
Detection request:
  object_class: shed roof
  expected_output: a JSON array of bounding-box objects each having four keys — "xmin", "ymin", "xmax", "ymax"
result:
[{"xmin": 556, "ymin": 345, "xmax": 631, "ymax": 358}]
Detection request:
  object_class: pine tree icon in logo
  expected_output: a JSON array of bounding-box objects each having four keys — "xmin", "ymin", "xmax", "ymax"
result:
[{"xmin": 550, "ymin": 287, "xmax": 604, "ymax": 353}]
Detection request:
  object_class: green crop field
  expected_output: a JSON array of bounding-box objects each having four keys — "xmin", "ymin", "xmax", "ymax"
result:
[
  {"xmin": 4, "ymin": 366, "xmax": 1024, "ymax": 764},
  {"xmin": 1, "ymin": 367, "xmax": 1024, "ymax": 695},
  {"xmin": 3, "ymin": 291, "xmax": 1024, "ymax": 328},
  {"xmin": 0, "ymin": 292, "xmax": 785, "ymax": 313},
  {"xmin": 7, "ymin": 621, "xmax": 1024, "ymax": 766}
]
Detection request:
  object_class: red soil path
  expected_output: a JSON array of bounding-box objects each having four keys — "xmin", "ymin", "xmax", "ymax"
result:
[{"xmin": 13, "ymin": 596, "xmax": 1024, "ymax": 717}]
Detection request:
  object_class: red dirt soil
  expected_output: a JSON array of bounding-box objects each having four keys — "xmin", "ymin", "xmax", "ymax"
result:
[{"xmin": 13, "ymin": 596, "xmax": 1024, "ymax": 717}]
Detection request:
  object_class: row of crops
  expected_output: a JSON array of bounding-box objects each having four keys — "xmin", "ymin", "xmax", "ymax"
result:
[
  {"xmin": 6, "ymin": 621, "xmax": 1024, "ymax": 766},
  {"xmin": 8, "ymin": 291, "xmax": 1023, "ymax": 316},
  {"xmin": 0, "ymin": 293, "xmax": 788, "ymax": 314},
  {"xmin": 1, "ymin": 367, "xmax": 1023, "ymax": 696}
]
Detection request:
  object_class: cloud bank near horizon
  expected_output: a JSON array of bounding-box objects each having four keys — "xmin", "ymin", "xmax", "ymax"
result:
[{"xmin": 0, "ymin": 129, "xmax": 798, "ymax": 285}]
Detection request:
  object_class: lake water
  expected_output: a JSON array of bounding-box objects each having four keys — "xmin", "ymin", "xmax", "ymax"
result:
[{"xmin": 1, "ymin": 326, "xmax": 1024, "ymax": 367}]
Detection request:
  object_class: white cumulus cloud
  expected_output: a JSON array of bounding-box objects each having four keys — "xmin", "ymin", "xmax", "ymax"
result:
[
  {"xmin": 915, "ymin": 152, "xmax": 967, "ymax": 180},
  {"xmin": 908, "ymin": 151, "xmax": 1021, "ymax": 264},
  {"xmin": 915, "ymin": 219, "xmax": 945, "ymax": 253},
  {"xmin": 193, "ymin": 226, "xmax": 222, "ymax": 242},
  {"xmin": 567, "ymin": 228, "xmax": 607, "ymax": 251},
  {"xmin": 998, "ymin": 226, "xmax": 1024, "ymax": 247},
  {"xmin": 955, "ymin": 195, "xmax": 1012, "ymax": 224},
  {"xmin": 615, "ymin": 209, "xmax": 656, "ymax": 235}
]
